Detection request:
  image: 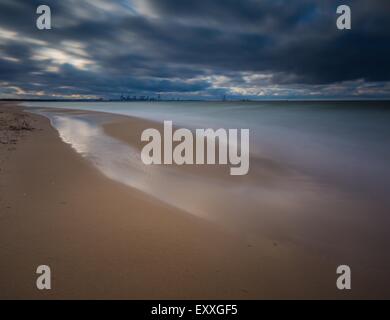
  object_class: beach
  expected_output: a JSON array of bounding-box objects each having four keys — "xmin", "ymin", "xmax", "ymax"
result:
[{"xmin": 0, "ymin": 101, "xmax": 389, "ymax": 299}]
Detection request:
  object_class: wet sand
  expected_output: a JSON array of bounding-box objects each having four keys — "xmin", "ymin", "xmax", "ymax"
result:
[{"xmin": 0, "ymin": 102, "xmax": 387, "ymax": 299}]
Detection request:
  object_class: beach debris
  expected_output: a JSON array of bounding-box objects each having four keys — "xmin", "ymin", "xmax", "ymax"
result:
[
  {"xmin": 0, "ymin": 110, "xmax": 35, "ymax": 145},
  {"xmin": 8, "ymin": 117, "xmax": 34, "ymax": 131}
]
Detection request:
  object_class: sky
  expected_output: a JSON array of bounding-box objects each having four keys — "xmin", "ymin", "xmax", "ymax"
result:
[{"xmin": 0, "ymin": 0, "xmax": 389, "ymax": 100}]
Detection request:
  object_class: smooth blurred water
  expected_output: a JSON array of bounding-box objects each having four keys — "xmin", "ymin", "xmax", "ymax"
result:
[{"xmin": 24, "ymin": 100, "xmax": 390, "ymax": 199}]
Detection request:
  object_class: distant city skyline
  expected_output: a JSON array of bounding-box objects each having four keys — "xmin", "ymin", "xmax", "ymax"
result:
[{"xmin": 0, "ymin": 0, "xmax": 390, "ymax": 100}]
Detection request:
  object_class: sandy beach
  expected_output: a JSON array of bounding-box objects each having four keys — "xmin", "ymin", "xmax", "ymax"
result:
[{"xmin": 0, "ymin": 102, "xmax": 389, "ymax": 299}]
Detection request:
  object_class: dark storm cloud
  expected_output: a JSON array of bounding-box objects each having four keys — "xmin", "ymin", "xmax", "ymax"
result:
[
  {"xmin": 0, "ymin": 0, "xmax": 389, "ymax": 99},
  {"xmin": 130, "ymin": 0, "xmax": 390, "ymax": 84}
]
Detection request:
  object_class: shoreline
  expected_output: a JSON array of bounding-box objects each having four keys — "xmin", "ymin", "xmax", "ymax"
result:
[{"xmin": 1, "ymin": 102, "xmax": 389, "ymax": 299}]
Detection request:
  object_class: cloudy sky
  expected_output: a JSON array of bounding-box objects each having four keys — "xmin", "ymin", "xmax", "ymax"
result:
[{"xmin": 0, "ymin": 0, "xmax": 389, "ymax": 100}]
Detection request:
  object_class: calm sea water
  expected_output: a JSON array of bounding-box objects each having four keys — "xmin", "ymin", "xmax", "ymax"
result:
[{"xmin": 24, "ymin": 100, "xmax": 390, "ymax": 199}]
